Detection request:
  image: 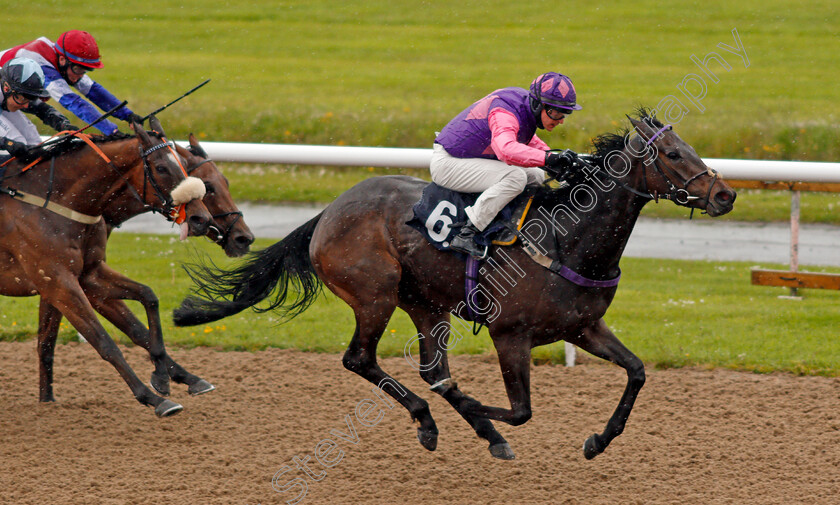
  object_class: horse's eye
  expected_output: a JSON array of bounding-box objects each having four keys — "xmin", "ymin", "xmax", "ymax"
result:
[
  {"xmin": 667, "ymin": 151, "xmax": 681, "ymax": 160},
  {"xmin": 204, "ymin": 182, "xmax": 215, "ymax": 195}
]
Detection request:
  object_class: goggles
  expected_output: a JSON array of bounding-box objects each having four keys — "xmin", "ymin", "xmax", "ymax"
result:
[{"xmin": 544, "ymin": 105, "xmax": 571, "ymax": 120}]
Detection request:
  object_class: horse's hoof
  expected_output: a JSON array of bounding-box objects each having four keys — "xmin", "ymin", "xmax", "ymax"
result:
[
  {"xmin": 150, "ymin": 373, "xmax": 171, "ymax": 396},
  {"xmin": 583, "ymin": 433, "xmax": 604, "ymax": 460},
  {"xmin": 188, "ymin": 379, "xmax": 216, "ymax": 396},
  {"xmin": 489, "ymin": 443, "xmax": 516, "ymax": 460},
  {"xmin": 416, "ymin": 428, "xmax": 438, "ymax": 451},
  {"xmin": 154, "ymin": 399, "xmax": 183, "ymax": 418}
]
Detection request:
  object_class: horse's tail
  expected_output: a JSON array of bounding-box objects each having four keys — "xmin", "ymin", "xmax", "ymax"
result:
[{"xmin": 173, "ymin": 213, "xmax": 323, "ymax": 327}]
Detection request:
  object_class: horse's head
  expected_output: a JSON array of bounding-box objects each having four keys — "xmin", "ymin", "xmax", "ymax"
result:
[
  {"xmin": 626, "ymin": 112, "xmax": 736, "ymax": 217},
  {"xmin": 174, "ymin": 134, "xmax": 255, "ymax": 257},
  {"xmin": 133, "ymin": 119, "xmax": 212, "ymax": 236}
]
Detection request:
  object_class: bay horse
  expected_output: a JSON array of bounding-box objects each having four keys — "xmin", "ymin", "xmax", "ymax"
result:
[
  {"xmin": 34, "ymin": 119, "xmax": 254, "ymax": 403},
  {"xmin": 174, "ymin": 110, "xmax": 736, "ymax": 456},
  {"xmin": 0, "ymin": 122, "xmax": 211, "ymax": 417}
]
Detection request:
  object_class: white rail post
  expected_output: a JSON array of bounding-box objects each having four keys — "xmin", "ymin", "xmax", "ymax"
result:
[
  {"xmin": 789, "ymin": 190, "xmax": 801, "ymax": 297},
  {"xmin": 565, "ymin": 342, "xmax": 576, "ymax": 367}
]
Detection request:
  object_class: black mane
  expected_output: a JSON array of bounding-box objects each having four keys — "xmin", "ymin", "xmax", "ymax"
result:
[
  {"xmin": 539, "ymin": 107, "xmax": 662, "ymax": 198},
  {"xmin": 588, "ymin": 106, "xmax": 662, "ymax": 164}
]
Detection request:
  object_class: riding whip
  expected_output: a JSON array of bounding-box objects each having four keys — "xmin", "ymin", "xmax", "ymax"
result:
[
  {"xmin": 39, "ymin": 100, "xmax": 129, "ymax": 149},
  {"xmin": 140, "ymin": 79, "xmax": 211, "ymax": 121}
]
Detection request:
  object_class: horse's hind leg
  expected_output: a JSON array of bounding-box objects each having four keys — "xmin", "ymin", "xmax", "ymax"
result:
[
  {"xmin": 568, "ymin": 318, "xmax": 646, "ymax": 460},
  {"xmin": 403, "ymin": 306, "xmax": 513, "ymax": 459},
  {"xmin": 316, "ymin": 249, "xmax": 439, "ymax": 451},
  {"xmin": 36, "ymin": 301, "xmax": 62, "ymax": 402},
  {"xmin": 340, "ymin": 300, "xmax": 441, "ymax": 451}
]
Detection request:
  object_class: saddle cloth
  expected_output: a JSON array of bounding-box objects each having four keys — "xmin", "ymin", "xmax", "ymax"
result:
[{"xmin": 406, "ymin": 183, "xmax": 534, "ymax": 253}]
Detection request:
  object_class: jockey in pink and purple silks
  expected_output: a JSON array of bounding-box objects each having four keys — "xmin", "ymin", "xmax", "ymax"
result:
[
  {"xmin": 0, "ymin": 30, "xmax": 143, "ymax": 136},
  {"xmin": 431, "ymin": 72, "xmax": 583, "ymax": 258}
]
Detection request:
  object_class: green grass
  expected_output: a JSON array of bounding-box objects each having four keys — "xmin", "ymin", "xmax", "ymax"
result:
[
  {"xmin": 6, "ymin": 1, "xmax": 840, "ymax": 160},
  {"xmin": 1, "ymin": 234, "xmax": 837, "ymax": 376}
]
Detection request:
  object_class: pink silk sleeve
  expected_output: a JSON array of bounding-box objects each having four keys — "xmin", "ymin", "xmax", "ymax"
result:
[
  {"xmin": 527, "ymin": 134, "xmax": 550, "ymax": 151},
  {"xmin": 488, "ymin": 108, "xmax": 547, "ymax": 167}
]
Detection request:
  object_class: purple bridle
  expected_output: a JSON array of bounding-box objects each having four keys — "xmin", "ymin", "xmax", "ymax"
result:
[{"xmin": 645, "ymin": 124, "xmax": 672, "ymax": 147}]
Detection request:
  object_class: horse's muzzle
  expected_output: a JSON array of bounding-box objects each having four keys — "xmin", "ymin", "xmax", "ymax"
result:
[{"xmin": 706, "ymin": 188, "xmax": 737, "ymax": 217}]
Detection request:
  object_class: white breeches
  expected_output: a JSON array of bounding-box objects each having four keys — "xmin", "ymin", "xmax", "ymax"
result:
[{"xmin": 429, "ymin": 143, "xmax": 544, "ymax": 231}]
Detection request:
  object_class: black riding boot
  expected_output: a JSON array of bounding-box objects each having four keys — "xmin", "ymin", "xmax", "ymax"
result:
[{"xmin": 449, "ymin": 221, "xmax": 486, "ymax": 258}]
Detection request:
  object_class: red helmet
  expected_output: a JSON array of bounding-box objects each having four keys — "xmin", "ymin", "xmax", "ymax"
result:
[{"xmin": 55, "ymin": 30, "xmax": 103, "ymax": 69}]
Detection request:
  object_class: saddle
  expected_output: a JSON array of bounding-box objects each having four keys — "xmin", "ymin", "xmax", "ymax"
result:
[
  {"xmin": 407, "ymin": 183, "xmax": 537, "ymax": 326},
  {"xmin": 406, "ymin": 182, "xmax": 537, "ymax": 255}
]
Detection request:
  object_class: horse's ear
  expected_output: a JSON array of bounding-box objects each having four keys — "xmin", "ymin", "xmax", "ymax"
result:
[
  {"xmin": 188, "ymin": 133, "xmax": 209, "ymax": 158},
  {"xmin": 149, "ymin": 115, "xmax": 166, "ymax": 137},
  {"xmin": 132, "ymin": 121, "xmax": 152, "ymax": 146},
  {"xmin": 626, "ymin": 114, "xmax": 643, "ymax": 129}
]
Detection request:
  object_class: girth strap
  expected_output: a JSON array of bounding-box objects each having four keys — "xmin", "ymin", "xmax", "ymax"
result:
[
  {"xmin": 503, "ymin": 222, "xmax": 621, "ymax": 288},
  {"xmin": 1, "ymin": 187, "xmax": 101, "ymax": 224},
  {"xmin": 464, "ymin": 256, "xmax": 487, "ymax": 333}
]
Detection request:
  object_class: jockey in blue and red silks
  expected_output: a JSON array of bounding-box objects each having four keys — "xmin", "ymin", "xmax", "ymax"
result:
[
  {"xmin": 0, "ymin": 30, "xmax": 143, "ymax": 136},
  {"xmin": 431, "ymin": 72, "xmax": 583, "ymax": 258}
]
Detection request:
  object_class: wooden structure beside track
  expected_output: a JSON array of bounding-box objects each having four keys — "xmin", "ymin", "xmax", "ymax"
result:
[
  {"xmin": 750, "ymin": 269, "xmax": 840, "ymax": 290},
  {"xmin": 731, "ymin": 180, "xmax": 840, "ymax": 295}
]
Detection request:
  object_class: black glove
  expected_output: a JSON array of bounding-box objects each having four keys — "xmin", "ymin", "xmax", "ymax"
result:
[
  {"xmin": 61, "ymin": 123, "xmax": 81, "ymax": 132},
  {"xmin": 544, "ymin": 149, "xmax": 579, "ymax": 176},
  {"xmin": 3, "ymin": 138, "xmax": 29, "ymax": 158},
  {"xmin": 125, "ymin": 112, "xmax": 145, "ymax": 125},
  {"xmin": 3, "ymin": 139, "xmax": 47, "ymax": 162}
]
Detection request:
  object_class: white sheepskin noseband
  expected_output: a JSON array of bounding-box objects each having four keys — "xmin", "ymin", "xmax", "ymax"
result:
[{"xmin": 170, "ymin": 176, "xmax": 207, "ymax": 205}]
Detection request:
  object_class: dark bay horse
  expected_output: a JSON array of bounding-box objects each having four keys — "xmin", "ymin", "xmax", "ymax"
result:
[
  {"xmin": 0, "ymin": 123, "xmax": 211, "ymax": 417},
  {"xmin": 34, "ymin": 121, "xmax": 254, "ymax": 403},
  {"xmin": 174, "ymin": 110, "xmax": 736, "ymax": 456}
]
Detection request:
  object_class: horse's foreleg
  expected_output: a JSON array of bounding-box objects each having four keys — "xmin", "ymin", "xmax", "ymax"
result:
[
  {"xmin": 82, "ymin": 264, "xmax": 213, "ymax": 396},
  {"xmin": 403, "ymin": 306, "xmax": 512, "ymax": 459},
  {"xmin": 43, "ymin": 283, "xmax": 182, "ymax": 417},
  {"xmin": 36, "ymin": 300, "xmax": 63, "ymax": 402},
  {"xmin": 569, "ymin": 319, "xmax": 646, "ymax": 460},
  {"xmin": 92, "ymin": 299, "xmax": 213, "ymax": 396}
]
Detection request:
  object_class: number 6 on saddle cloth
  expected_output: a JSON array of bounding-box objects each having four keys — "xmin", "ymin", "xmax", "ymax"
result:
[
  {"xmin": 407, "ymin": 183, "xmax": 538, "ymax": 326},
  {"xmin": 407, "ymin": 182, "xmax": 535, "ymax": 256}
]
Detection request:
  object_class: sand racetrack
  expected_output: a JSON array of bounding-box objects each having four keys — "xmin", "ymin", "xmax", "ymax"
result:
[{"xmin": 1, "ymin": 340, "xmax": 838, "ymax": 505}]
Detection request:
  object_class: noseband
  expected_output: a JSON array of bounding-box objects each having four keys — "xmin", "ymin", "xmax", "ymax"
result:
[
  {"xmin": 136, "ymin": 139, "xmax": 193, "ymax": 223},
  {"xmin": 641, "ymin": 125, "xmax": 719, "ymax": 207}
]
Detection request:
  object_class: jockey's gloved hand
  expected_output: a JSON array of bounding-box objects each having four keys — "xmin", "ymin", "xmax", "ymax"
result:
[
  {"xmin": 2, "ymin": 139, "xmax": 44, "ymax": 161},
  {"xmin": 544, "ymin": 149, "xmax": 579, "ymax": 177},
  {"xmin": 125, "ymin": 113, "xmax": 145, "ymax": 126},
  {"xmin": 3, "ymin": 138, "xmax": 30, "ymax": 159},
  {"xmin": 61, "ymin": 122, "xmax": 81, "ymax": 132}
]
